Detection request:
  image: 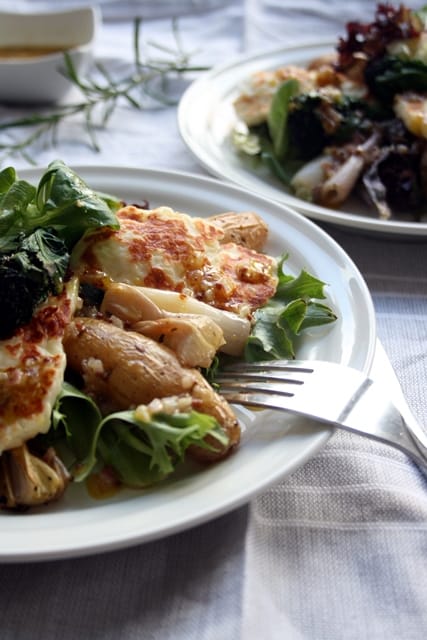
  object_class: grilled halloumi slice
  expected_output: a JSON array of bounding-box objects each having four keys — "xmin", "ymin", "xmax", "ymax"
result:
[
  {"xmin": 394, "ymin": 91, "xmax": 427, "ymax": 139},
  {"xmin": 0, "ymin": 278, "xmax": 79, "ymax": 453},
  {"xmin": 233, "ymin": 65, "xmax": 318, "ymax": 127},
  {"xmin": 70, "ymin": 205, "xmax": 278, "ymax": 319},
  {"xmin": 233, "ymin": 58, "xmax": 367, "ymax": 128}
]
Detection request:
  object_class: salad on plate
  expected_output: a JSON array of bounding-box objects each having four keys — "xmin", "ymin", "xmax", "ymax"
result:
[
  {"xmin": 0, "ymin": 160, "xmax": 337, "ymax": 512},
  {"xmin": 233, "ymin": 2, "xmax": 427, "ymax": 221}
]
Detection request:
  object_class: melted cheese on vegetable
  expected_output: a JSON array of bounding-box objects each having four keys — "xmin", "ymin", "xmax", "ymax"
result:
[
  {"xmin": 71, "ymin": 205, "xmax": 278, "ymax": 319},
  {"xmin": 0, "ymin": 279, "xmax": 79, "ymax": 453}
]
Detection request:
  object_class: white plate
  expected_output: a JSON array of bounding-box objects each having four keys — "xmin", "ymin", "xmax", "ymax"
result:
[
  {"xmin": 178, "ymin": 40, "xmax": 427, "ymax": 237},
  {"xmin": 0, "ymin": 165, "xmax": 376, "ymax": 562}
]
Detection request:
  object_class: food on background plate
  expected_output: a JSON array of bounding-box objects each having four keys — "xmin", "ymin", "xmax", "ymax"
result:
[
  {"xmin": 233, "ymin": 3, "xmax": 427, "ymax": 221},
  {"xmin": 0, "ymin": 160, "xmax": 336, "ymax": 511}
]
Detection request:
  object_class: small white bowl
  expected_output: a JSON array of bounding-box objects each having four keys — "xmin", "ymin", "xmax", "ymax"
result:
[{"xmin": 0, "ymin": 6, "xmax": 99, "ymax": 104}]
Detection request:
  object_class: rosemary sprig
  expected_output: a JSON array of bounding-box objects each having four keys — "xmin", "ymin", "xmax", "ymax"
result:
[{"xmin": 0, "ymin": 19, "xmax": 208, "ymax": 163}]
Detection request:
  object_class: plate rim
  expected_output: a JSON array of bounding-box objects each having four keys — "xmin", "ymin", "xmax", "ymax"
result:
[
  {"xmin": 178, "ymin": 39, "xmax": 427, "ymax": 238},
  {"xmin": 0, "ymin": 164, "xmax": 376, "ymax": 562}
]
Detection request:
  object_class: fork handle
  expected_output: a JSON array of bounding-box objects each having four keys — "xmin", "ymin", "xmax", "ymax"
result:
[{"xmin": 340, "ymin": 380, "xmax": 427, "ymax": 473}]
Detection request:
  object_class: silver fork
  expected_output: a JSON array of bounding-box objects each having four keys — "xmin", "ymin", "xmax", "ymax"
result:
[{"xmin": 215, "ymin": 359, "xmax": 427, "ymax": 472}]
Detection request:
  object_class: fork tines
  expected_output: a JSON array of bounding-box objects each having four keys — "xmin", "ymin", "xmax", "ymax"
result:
[
  {"xmin": 219, "ymin": 360, "xmax": 314, "ymax": 374},
  {"xmin": 215, "ymin": 359, "xmax": 315, "ymax": 397}
]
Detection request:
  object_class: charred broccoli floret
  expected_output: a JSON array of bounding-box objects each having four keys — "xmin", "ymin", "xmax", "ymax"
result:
[
  {"xmin": 365, "ymin": 55, "xmax": 427, "ymax": 103},
  {"xmin": 287, "ymin": 95, "xmax": 327, "ymax": 160},
  {"xmin": 286, "ymin": 93, "xmax": 375, "ymax": 161}
]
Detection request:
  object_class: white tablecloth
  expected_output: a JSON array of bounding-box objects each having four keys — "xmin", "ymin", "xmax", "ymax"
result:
[{"xmin": 1, "ymin": 2, "xmax": 427, "ymax": 638}]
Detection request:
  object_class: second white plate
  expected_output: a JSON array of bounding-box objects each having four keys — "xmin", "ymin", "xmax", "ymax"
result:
[{"xmin": 178, "ymin": 40, "xmax": 427, "ymax": 237}]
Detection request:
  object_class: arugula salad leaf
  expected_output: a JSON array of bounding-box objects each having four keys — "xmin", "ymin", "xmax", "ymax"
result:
[
  {"xmin": 244, "ymin": 256, "xmax": 337, "ymax": 361},
  {"xmin": 96, "ymin": 410, "xmax": 228, "ymax": 487},
  {"xmin": 51, "ymin": 382, "xmax": 103, "ymax": 481},
  {"xmin": 50, "ymin": 384, "xmax": 229, "ymax": 487}
]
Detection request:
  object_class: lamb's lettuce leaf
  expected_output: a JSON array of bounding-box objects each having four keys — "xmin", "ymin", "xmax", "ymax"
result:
[
  {"xmin": 267, "ymin": 78, "xmax": 299, "ymax": 158},
  {"xmin": 0, "ymin": 160, "xmax": 121, "ymax": 251},
  {"xmin": 233, "ymin": 78, "xmax": 303, "ymax": 185}
]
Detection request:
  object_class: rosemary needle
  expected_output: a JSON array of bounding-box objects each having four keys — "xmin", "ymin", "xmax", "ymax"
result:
[{"xmin": 0, "ymin": 19, "xmax": 209, "ymax": 163}]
